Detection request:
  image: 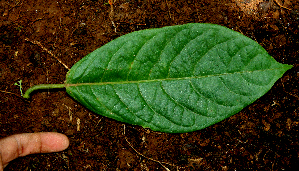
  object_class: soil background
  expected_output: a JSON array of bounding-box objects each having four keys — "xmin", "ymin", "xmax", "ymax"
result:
[{"xmin": 0, "ymin": 0, "xmax": 298, "ymax": 170}]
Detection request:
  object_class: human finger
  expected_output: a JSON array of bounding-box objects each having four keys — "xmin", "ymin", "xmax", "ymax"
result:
[{"xmin": 0, "ymin": 132, "xmax": 69, "ymax": 169}]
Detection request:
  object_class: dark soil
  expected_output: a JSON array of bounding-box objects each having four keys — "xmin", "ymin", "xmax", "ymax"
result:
[{"xmin": 1, "ymin": 0, "xmax": 298, "ymax": 170}]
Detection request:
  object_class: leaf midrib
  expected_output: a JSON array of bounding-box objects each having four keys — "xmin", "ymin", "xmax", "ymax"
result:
[{"xmin": 65, "ymin": 67, "xmax": 284, "ymax": 87}]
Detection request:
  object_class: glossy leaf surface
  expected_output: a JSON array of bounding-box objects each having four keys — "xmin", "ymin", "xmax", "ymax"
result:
[{"xmin": 65, "ymin": 23, "xmax": 292, "ymax": 133}]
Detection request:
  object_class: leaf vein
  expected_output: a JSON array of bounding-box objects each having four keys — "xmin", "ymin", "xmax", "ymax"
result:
[
  {"xmin": 126, "ymin": 34, "xmax": 157, "ymax": 80},
  {"xmin": 112, "ymin": 85, "xmax": 138, "ymax": 122},
  {"xmin": 74, "ymin": 86, "xmax": 99, "ymax": 112},
  {"xmin": 138, "ymin": 83, "xmax": 182, "ymax": 127},
  {"xmin": 192, "ymin": 37, "xmax": 236, "ymax": 76},
  {"xmin": 101, "ymin": 42, "xmax": 127, "ymax": 82},
  {"xmin": 160, "ymin": 81, "xmax": 196, "ymax": 126},
  {"xmin": 218, "ymin": 77, "xmax": 250, "ymax": 97},
  {"xmin": 89, "ymin": 86, "xmax": 127, "ymax": 121},
  {"xmin": 148, "ymin": 27, "xmax": 197, "ymax": 79},
  {"xmin": 189, "ymin": 79, "xmax": 230, "ymax": 107},
  {"xmin": 167, "ymin": 30, "xmax": 210, "ymax": 78}
]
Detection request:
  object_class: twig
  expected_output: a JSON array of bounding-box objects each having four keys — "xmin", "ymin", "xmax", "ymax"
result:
[
  {"xmin": 0, "ymin": 90, "xmax": 20, "ymax": 97},
  {"xmin": 0, "ymin": 90, "xmax": 30, "ymax": 102},
  {"xmin": 123, "ymin": 125, "xmax": 181, "ymax": 171},
  {"xmin": 273, "ymin": 0, "xmax": 292, "ymax": 10},
  {"xmin": 281, "ymin": 79, "xmax": 299, "ymax": 100},
  {"xmin": 25, "ymin": 38, "xmax": 70, "ymax": 70},
  {"xmin": 108, "ymin": 0, "xmax": 117, "ymax": 32},
  {"xmin": 166, "ymin": 0, "xmax": 173, "ymax": 20},
  {"xmin": 8, "ymin": 0, "xmax": 23, "ymax": 11}
]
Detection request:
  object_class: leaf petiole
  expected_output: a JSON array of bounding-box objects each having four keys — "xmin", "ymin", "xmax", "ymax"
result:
[{"xmin": 23, "ymin": 84, "xmax": 66, "ymax": 99}]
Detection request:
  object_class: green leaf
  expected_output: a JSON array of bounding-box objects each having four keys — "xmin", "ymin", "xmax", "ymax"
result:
[{"xmin": 24, "ymin": 23, "xmax": 292, "ymax": 133}]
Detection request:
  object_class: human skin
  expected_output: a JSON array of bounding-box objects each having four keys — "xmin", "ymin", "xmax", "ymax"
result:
[{"xmin": 0, "ymin": 132, "xmax": 69, "ymax": 170}]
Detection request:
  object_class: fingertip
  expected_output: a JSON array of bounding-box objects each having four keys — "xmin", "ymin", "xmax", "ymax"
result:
[{"xmin": 39, "ymin": 132, "xmax": 70, "ymax": 152}]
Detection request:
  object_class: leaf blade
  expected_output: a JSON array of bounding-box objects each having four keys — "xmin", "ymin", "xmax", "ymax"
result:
[{"xmin": 66, "ymin": 23, "xmax": 292, "ymax": 133}]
